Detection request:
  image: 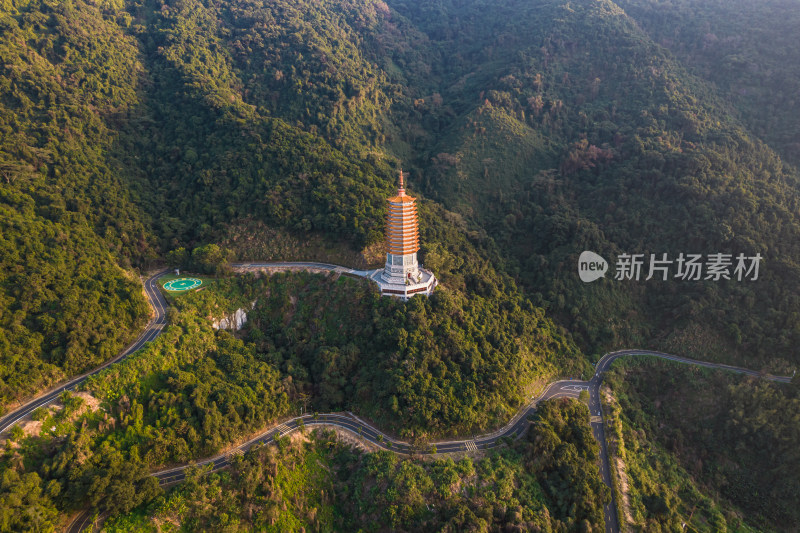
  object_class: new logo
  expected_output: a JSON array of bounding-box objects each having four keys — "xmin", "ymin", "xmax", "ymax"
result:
[{"xmin": 578, "ymin": 251, "xmax": 608, "ymax": 283}]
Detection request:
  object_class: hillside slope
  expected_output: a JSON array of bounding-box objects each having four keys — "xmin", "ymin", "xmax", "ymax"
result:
[
  {"xmin": 3, "ymin": 0, "xmax": 799, "ymax": 410},
  {"xmin": 0, "ymin": 1, "xmax": 153, "ymax": 408},
  {"xmin": 390, "ymin": 0, "xmax": 800, "ymax": 368},
  {"xmin": 616, "ymin": 0, "xmax": 800, "ymax": 167},
  {"xmin": 1, "ymin": 0, "xmax": 799, "ymax": 529}
]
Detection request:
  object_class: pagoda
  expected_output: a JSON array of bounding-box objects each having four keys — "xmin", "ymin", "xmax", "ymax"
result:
[{"xmin": 375, "ymin": 170, "xmax": 437, "ymax": 299}]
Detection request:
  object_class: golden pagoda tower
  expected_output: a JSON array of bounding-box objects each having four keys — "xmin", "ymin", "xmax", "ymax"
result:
[{"xmin": 377, "ymin": 169, "xmax": 437, "ymax": 299}]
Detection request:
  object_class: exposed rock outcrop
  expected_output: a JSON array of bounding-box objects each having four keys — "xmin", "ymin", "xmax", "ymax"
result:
[{"xmin": 212, "ymin": 300, "xmax": 256, "ymax": 331}]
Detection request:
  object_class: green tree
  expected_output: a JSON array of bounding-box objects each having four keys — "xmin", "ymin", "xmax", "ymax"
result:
[{"xmin": 191, "ymin": 244, "xmax": 232, "ymax": 275}]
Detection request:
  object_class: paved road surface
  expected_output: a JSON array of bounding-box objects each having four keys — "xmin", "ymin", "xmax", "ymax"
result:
[
  {"xmin": 2, "ymin": 262, "xmax": 380, "ymax": 436},
  {"xmin": 150, "ymin": 379, "xmax": 590, "ymax": 485},
  {"xmin": 232, "ymin": 261, "xmax": 377, "ymax": 278},
  {"xmin": 0, "ymin": 270, "xmax": 169, "ymax": 435},
  {"xmin": 5, "ymin": 262, "xmax": 785, "ymax": 533}
]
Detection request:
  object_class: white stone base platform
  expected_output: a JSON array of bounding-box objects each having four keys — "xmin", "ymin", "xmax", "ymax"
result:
[{"xmin": 368, "ymin": 268, "xmax": 437, "ymax": 300}]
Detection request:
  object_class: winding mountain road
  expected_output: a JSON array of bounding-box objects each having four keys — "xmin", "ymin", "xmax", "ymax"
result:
[
  {"xmin": 0, "ymin": 271, "xmax": 169, "ymax": 435},
  {"xmin": 3, "ymin": 263, "xmax": 788, "ymax": 533}
]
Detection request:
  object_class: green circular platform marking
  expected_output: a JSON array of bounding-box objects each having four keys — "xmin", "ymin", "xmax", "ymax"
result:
[{"xmin": 163, "ymin": 278, "xmax": 202, "ymax": 292}]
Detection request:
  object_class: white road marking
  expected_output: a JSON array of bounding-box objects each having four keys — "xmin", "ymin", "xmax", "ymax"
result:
[{"xmin": 226, "ymin": 448, "xmax": 244, "ymax": 458}]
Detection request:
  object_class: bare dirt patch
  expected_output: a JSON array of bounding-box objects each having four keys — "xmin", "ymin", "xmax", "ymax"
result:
[
  {"xmin": 74, "ymin": 391, "xmax": 101, "ymax": 413},
  {"xmin": 21, "ymin": 419, "xmax": 43, "ymax": 438},
  {"xmin": 616, "ymin": 456, "xmax": 634, "ymax": 526},
  {"xmin": 602, "ymin": 387, "xmax": 613, "ymax": 403},
  {"xmin": 603, "ymin": 386, "xmax": 634, "ymax": 528},
  {"xmin": 309, "ymin": 424, "xmax": 382, "ymax": 453}
]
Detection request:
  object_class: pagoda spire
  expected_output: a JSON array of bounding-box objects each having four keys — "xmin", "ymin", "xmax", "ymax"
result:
[{"xmin": 398, "ymin": 168, "xmax": 405, "ymax": 192}]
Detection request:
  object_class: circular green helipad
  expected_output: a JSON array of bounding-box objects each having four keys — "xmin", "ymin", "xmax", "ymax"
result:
[{"xmin": 163, "ymin": 278, "xmax": 202, "ymax": 292}]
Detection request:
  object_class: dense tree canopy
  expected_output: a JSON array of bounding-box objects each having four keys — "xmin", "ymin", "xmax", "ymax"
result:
[
  {"xmin": 1, "ymin": 0, "xmax": 800, "ymax": 529},
  {"xmin": 3, "ymin": 0, "xmax": 799, "ymax": 410},
  {"xmin": 103, "ymin": 399, "xmax": 607, "ymax": 532},
  {"xmin": 605, "ymin": 358, "xmax": 800, "ymax": 531},
  {"xmin": 0, "ymin": 0, "xmax": 152, "ymax": 410},
  {"xmin": 0, "ymin": 270, "xmax": 584, "ymax": 529},
  {"xmin": 388, "ymin": 0, "xmax": 800, "ymax": 368}
]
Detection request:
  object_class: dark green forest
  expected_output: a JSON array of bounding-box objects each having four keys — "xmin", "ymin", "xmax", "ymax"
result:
[
  {"xmin": 1, "ymin": 0, "xmax": 800, "ymax": 530},
  {"xmin": 102, "ymin": 399, "xmax": 607, "ymax": 532},
  {"xmin": 0, "ymin": 0, "xmax": 153, "ymax": 409},
  {"xmin": 387, "ymin": 0, "xmax": 800, "ymax": 368},
  {"xmin": 615, "ymin": 0, "xmax": 800, "ymax": 168},
  {"xmin": 604, "ymin": 357, "xmax": 800, "ymax": 532},
  {"xmin": 3, "ymin": 0, "xmax": 800, "ymax": 413},
  {"xmin": 0, "ymin": 271, "xmax": 584, "ymax": 530}
]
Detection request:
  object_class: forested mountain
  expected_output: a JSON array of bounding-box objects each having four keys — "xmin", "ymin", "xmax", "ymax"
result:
[
  {"xmin": 605, "ymin": 357, "xmax": 800, "ymax": 531},
  {"xmin": 1, "ymin": 0, "xmax": 800, "ymax": 530},
  {"xmin": 3, "ymin": 0, "xmax": 800, "ymax": 407},
  {"xmin": 616, "ymin": 0, "xmax": 800, "ymax": 167},
  {"xmin": 0, "ymin": 0, "xmax": 153, "ymax": 407},
  {"xmin": 389, "ymin": 0, "xmax": 800, "ymax": 369},
  {"xmin": 104, "ymin": 401, "xmax": 608, "ymax": 532}
]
